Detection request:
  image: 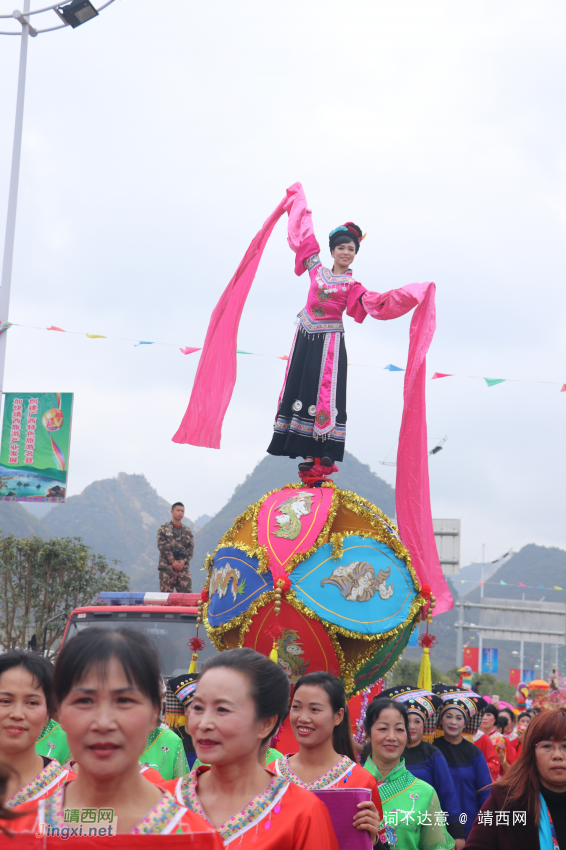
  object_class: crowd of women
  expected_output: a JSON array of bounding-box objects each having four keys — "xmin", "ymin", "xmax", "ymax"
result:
[{"xmin": 0, "ymin": 628, "xmax": 564, "ymax": 849}]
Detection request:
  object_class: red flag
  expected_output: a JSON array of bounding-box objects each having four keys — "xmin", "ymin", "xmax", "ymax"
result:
[
  {"xmin": 509, "ymin": 668, "xmax": 521, "ymax": 687},
  {"xmin": 432, "ymin": 372, "xmax": 453, "ymax": 379},
  {"xmin": 47, "ymin": 325, "xmax": 65, "ymax": 332},
  {"xmin": 463, "ymin": 646, "xmax": 479, "ymax": 672}
]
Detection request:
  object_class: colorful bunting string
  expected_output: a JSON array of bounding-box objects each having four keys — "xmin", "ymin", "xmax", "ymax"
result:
[
  {"xmin": 433, "ymin": 372, "xmax": 565, "ymax": 392},
  {"xmin": 2, "ymin": 323, "xmax": 565, "ymax": 391}
]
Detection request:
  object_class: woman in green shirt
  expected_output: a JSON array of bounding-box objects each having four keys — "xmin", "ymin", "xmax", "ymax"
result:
[{"xmin": 363, "ymin": 697, "xmax": 455, "ymax": 850}]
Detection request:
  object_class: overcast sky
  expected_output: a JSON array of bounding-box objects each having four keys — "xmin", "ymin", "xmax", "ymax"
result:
[{"xmin": 0, "ymin": 0, "xmax": 565, "ymax": 568}]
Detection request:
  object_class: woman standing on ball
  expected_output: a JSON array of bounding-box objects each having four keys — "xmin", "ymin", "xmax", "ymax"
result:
[{"xmin": 273, "ymin": 671, "xmax": 385, "ymax": 846}]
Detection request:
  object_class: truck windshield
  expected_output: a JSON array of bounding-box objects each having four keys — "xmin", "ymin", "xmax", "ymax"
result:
[{"xmin": 64, "ymin": 611, "xmax": 216, "ymax": 679}]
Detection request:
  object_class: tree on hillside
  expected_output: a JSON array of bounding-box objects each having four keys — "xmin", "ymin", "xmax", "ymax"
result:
[{"xmin": 0, "ymin": 534, "xmax": 129, "ymax": 653}]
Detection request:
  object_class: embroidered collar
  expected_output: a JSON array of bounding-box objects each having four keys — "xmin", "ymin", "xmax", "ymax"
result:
[
  {"xmin": 5, "ymin": 759, "xmax": 66, "ymax": 807},
  {"xmin": 41, "ymin": 785, "xmax": 184, "ymax": 835},
  {"xmin": 180, "ymin": 766, "xmax": 289, "ymax": 844},
  {"xmin": 143, "ymin": 727, "xmax": 165, "ymax": 752},
  {"xmin": 276, "ymin": 754, "xmax": 354, "ymax": 789},
  {"xmin": 37, "ymin": 718, "xmax": 59, "ymax": 742},
  {"xmin": 364, "ymin": 757, "xmax": 417, "ymax": 803},
  {"xmin": 317, "ymin": 265, "xmax": 354, "ymax": 287}
]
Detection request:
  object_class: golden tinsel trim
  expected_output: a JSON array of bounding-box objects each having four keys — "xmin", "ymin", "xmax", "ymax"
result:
[{"xmin": 330, "ymin": 532, "xmax": 344, "ymax": 560}]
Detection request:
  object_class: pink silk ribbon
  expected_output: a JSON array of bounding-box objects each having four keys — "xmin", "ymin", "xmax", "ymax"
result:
[
  {"xmin": 363, "ymin": 285, "xmax": 453, "ymax": 616},
  {"xmin": 172, "ymin": 182, "xmax": 308, "ymax": 448}
]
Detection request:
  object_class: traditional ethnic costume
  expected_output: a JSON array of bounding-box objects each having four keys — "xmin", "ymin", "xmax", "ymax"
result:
[
  {"xmin": 3, "ymin": 757, "xmax": 76, "ymax": 808},
  {"xmin": 167, "ymin": 765, "xmax": 339, "ymax": 848},
  {"xmin": 4, "ymin": 783, "xmax": 221, "ymax": 839},
  {"xmin": 432, "ymin": 685, "xmax": 492, "ymax": 839},
  {"xmin": 363, "ymin": 756, "xmax": 455, "ymax": 849},
  {"xmin": 382, "ymin": 685, "xmax": 465, "ymax": 844},
  {"xmin": 274, "ymin": 752, "xmax": 383, "ymax": 810},
  {"xmin": 141, "ymin": 725, "xmax": 188, "ymax": 780},
  {"xmin": 195, "ymin": 747, "xmax": 283, "ymax": 771},
  {"xmin": 473, "ymin": 728, "xmax": 506, "ymax": 780},
  {"xmin": 36, "ymin": 718, "xmax": 71, "ymax": 765},
  {"xmin": 267, "ymin": 225, "xmax": 373, "ymax": 463}
]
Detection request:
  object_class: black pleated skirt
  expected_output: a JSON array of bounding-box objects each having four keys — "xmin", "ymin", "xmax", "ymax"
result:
[{"xmin": 266, "ymin": 327, "xmax": 347, "ymax": 463}]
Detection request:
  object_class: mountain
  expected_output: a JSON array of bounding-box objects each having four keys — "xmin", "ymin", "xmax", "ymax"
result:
[
  {"xmin": 0, "ymin": 501, "xmax": 53, "ymax": 539},
  {"xmin": 40, "ymin": 473, "xmax": 198, "ymax": 590},
  {"xmin": 190, "ymin": 451, "xmax": 396, "ymax": 591},
  {"xmin": 402, "ymin": 544, "xmax": 566, "ymax": 682}
]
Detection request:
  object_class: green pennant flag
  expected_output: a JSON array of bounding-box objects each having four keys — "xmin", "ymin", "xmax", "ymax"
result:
[
  {"xmin": 500, "ymin": 580, "xmax": 507, "ymax": 585},
  {"xmin": 236, "ymin": 349, "xmax": 253, "ymax": 355},
  {"xmin": 484, "ymin": 378, "xmax": 506, "ymax": 387}
]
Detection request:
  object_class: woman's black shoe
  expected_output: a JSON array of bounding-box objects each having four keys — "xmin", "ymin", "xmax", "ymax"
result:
[
  {"xmin": 320, "ymin": 456, "xmax": 334, "ymax": 467},
  {"xmin": 298, "ymin": 460, "xmax": 315, "ymax": 472}
]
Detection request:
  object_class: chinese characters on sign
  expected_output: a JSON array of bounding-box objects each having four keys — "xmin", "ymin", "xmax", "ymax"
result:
[{"xmin": 0, "ymin": 392, "xmax": 73, "ymax": 503}]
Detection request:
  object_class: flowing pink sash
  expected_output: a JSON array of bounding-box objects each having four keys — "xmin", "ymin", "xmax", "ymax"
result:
[
  {"xmin": 363, "ymin": 285, "xmax": 452, "ymax": 615},
  {"xmin": 172, "ymin": 182, "xmax": 309, "ymax": 449}
]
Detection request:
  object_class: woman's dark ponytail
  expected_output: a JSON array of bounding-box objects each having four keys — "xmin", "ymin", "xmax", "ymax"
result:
[{"xmin": 294, "ymin": 671, "xmax": 356, "ymax": 761}]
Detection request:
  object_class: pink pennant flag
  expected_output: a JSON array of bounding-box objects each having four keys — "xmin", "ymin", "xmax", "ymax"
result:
[
  {"xmin": 278, "ymin": 355, "xmax": 289, "ymax": 361},
  {"xmin": 519, "ymin": 583, "xmax": 526, "ymax": 587},
  {"xmin": 432, "ymin": 372, "xmax": 452, "ymax": 379},
  {"xmin": 179, "ymin": 347, "xmax": 201, "ymax": 355},
  {"xmin": 561, "ymin": 384, "xmax": 566, "ymax": 392},
  {"xmin": 47, "ymin": 325, "xmax": 65, "ymax": 332}
]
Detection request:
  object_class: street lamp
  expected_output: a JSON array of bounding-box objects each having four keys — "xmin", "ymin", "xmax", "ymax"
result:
[
  {"xmin": 55, "ymin": 0, "xmax": 98, "ymax": 28},
  {"xmin": 0, "ymin": 0, "xmax": 117, "ymax": 394}
]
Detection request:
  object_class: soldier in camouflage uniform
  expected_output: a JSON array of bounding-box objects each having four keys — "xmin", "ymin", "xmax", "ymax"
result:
[{"xmin": 157, "ymin": 502, "xmax": 194, "ymax": 592}]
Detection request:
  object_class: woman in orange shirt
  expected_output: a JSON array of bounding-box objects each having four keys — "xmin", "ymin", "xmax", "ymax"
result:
[
  {"xmin": 3, "ymin": 627, "xmax": 220, "ymax": 841},
  {"xmin": 273, "ymin": 671, "xmax": 385, "ymax": 845},
  {"xmin": 173, "ymin": 647, "xmax": 340, "ymax": 848}
]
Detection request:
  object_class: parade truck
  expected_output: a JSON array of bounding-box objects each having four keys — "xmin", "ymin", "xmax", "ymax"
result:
[{"xmin": 59, "ymin": 592, "xmax": 217, "ymax": 683}]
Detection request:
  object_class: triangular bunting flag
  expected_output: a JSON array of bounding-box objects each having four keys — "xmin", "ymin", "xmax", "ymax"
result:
[
  {"xmin": 134, "ymin": 341, "xmax": 154, "ymax": 346},
  {"xmin": 86, "ymin": 333, "xmax": 106, "ymax": 339},
  {"xmin": 432, "ymin": 373, "xmax": 453, "ymax": 379},
  {"xmin": 519, "ymin": 583, "xmax": 526, "ymax": 587},
  {"xmin": 539, "ymin": 585, "xmax": 545, "ymax": 589},
  {"xmin": 500, "ymin": 580, "xmax": 507, "ymax": 585},
  {"xmin": 561, "ymin": 385, "xmax": 566, "ymax": 392},
  {"xmin": 554, "ymin": 586, "xmax": 563, "ymax": 591},
  {"xmin": 484, "ymin": 378, "xmax": 506, "ymax": 387},
  {"xmin": 384, "ymin": 363, "xmax": 405, "ymax": 371},
  {"xmin": 236, "ymin": 349, "xmax": 253, "ymax": 354},
  {"xmin": 179, "ymin": 347, "xmax": 201, "ymax": 355},
  {"xmin": 47, "ymin": 325, "xmax": 65, "ymax": 332}
]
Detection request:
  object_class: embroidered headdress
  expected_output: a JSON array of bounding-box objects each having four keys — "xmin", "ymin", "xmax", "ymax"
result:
[
  {"xmin": 166, "ymin": 672, "xmax": 199, "ymax": 727},
  {"xmin": 432, "ymin": 683, "xmax": 488, "ymax": 738},
  {"xmin": 381, "ymin": 685, "xmax": 442, "ymax": 741},
  {"xmin": 329, "ymin": 222, "xmax": 365, "ymax": 253}
]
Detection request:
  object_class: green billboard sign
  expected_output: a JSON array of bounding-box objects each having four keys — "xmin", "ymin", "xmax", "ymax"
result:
[{"xmin": 0, "ymin": 392, "xmax": 74, "ymax": 502}]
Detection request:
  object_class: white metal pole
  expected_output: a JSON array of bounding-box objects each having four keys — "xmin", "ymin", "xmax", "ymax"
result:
[{"xmin": 0, "ymin": 0, "xmax": 31, "ymax": 394}]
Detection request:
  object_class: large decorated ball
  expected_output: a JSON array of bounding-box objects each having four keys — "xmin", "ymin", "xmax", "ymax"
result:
[{"xmin": 203, "ymin": 482, "xmax": 427, "ymax": 694}]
